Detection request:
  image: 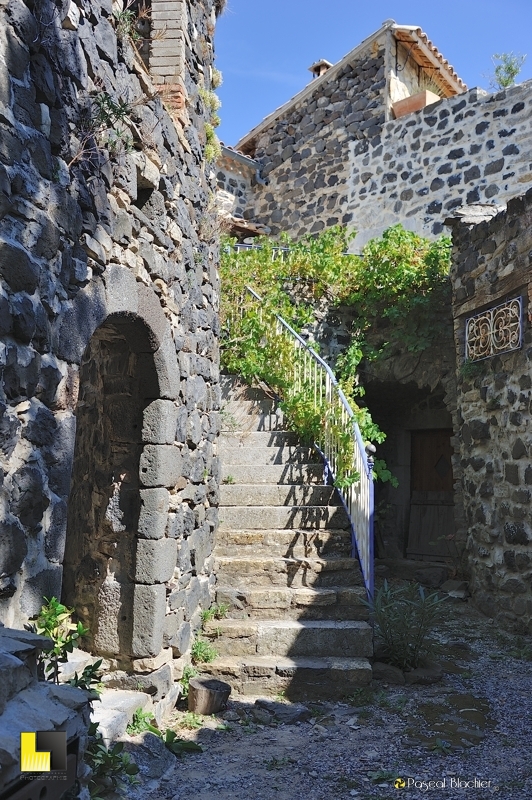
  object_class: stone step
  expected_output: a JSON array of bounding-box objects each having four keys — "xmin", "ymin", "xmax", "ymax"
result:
[
  {"xmin": 92, "ymin": 689, "xmax": 152, "ymax": 744},
  {"xmin": 221, "ymin": 412, "xmax": 284, "ymax": 433},
  {"xmin": 220, "ymin": 484, "xmax": 340, "ymax": 507},
  {"xmin": 199, "ymin": 655, "xmax": 372, "ymax": 700},
  {"xmin": 214, "ymin": 556, "xmax": 363, "ymax": 588},
  {"xmin": 221, "ymin": 463, "xmax": 324, "ymax": 485},
  {"xmin": 215, "ymin": 585, "xmax": 368, "ymax": 621},
  {"xmin": 220, "ymin": 445, "xmax": 316, "ymax": 465},
  {"xmin": 219, "ymin": 505, "xmax": 349, "ymax": 530},
  {"xmin": 0, "ymin": 628, "xmax": 52, "ymax": 690},
  {"xmin": 215, "ymin": 528, "xmax": 351, "ymax": 558},
  {"xmin": 220, "ymin": 376, "xmax": 284, "ymax": 432},
  {"xmin": 204, "ymin": 619, "xmax": 372, "ymax": 659},
  {"xmin": 220, "ymin": 431, "xmax": 299, "ymax": 447},
  {"xmin": 58, "ymin": 648, "xmax": 101, "ymax": 682}
]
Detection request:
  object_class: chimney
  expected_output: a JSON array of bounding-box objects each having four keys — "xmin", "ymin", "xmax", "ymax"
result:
[{"xmin": 308, "ymin": 59, "xmax": 333, "ymax": 79}]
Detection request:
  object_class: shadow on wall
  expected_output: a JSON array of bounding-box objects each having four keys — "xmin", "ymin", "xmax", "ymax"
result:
[{"xmin": 62, "ymin": 315, "xmax": 159, "ymax": 661}]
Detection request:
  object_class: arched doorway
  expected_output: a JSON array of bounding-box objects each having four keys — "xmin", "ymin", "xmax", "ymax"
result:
[{"xmin": 62, "ymin": 314, "xmax": 160, "ymax": 660}]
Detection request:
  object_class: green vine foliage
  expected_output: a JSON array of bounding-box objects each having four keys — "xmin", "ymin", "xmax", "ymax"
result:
[
  {"xmin": 220, "ymin": 224, "xmax": 451, "ymax": 486},
  {"xmin": 346, "ymin": 225, "xmax": 452, "ymax": 359}
]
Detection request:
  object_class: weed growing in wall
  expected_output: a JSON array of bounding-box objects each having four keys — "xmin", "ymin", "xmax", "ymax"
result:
[
  {"xmin": 204, "ymin": 122, "xmax": 222, "ymax": 163},
  {"xmin": 179, "ymin": 665, "xmax": 199, "ymax": 699},
  {"xmin": 489, "ymin": 52, "xmax": 527, "ymax": 90},
  {"xmin": 70, "ymin": 90, "xmax": 135, "ymax": 168},
  {"xmin": 191, "ymin": 637, "xmax": 218, "ymax": 664},
  {"xmin": 199, "ymin": 83, "xmax": 222, "ymax": 162}
]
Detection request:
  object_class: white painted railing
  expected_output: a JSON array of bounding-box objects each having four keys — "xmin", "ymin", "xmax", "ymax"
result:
[{"xmin": 245, "ymin": 286, "xmax": 375, "ymax": 599}]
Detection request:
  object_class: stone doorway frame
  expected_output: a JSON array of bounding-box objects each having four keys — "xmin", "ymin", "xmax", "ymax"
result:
[{"xmin": 55, "ymin": 266, "xmax": 181, "ymax": 662}]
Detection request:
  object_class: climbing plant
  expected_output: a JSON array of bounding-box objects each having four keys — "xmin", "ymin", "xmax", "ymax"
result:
[
  {"xmin": 342, "ymin": 224, "xmax": 452, "ymax": 360},
  {"xmin": 220, "ymin": 224, "xmax": 451, "ymax": 484}
]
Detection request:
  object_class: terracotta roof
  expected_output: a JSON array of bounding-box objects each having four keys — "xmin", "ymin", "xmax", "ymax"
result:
[{"xmin": 393, "ymin": 25, "xmax": 467, "ymax": 96}]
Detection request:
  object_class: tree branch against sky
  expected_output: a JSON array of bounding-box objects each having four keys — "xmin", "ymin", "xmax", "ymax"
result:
[{"xmin": 214, "ymin": 0, "xmax": 532, "ymax": 146}]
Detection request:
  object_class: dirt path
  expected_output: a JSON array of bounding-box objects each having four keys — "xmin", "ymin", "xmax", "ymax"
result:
[{"xmin": 125, "ymin": 602, "xmax": 532, "ymax": 800}]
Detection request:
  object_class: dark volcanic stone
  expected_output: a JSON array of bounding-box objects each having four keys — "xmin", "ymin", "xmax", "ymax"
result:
[
  {"xmin": 11, "ymin": 465, "xmax": 50, "ymax": 527},
  {"xmin": 0, "ymin": 240, "xmax": 40, "ymax": 292},
  {"xmin": 0, "ymin": 518, "xmax": 27, "ymax": 576}
]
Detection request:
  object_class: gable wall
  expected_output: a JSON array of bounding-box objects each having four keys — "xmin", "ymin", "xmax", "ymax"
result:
[{"xmin": 244, "ymin": 36, "xmax": 387, "ymax": 239}]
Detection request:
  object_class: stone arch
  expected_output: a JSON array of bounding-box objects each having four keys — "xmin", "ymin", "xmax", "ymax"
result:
[
  {"xmin": 54, "ymin": 266, "xmax": 180, "ymax": 400},
  {"xmin": 60, "ymin": 270, "xmax": 181, "ymax": 661}
]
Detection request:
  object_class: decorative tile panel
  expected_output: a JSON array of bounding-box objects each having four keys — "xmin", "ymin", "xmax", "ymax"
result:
[{"xmin": 465, "ymin": 296, "xmax": 523, "ymax": 361}]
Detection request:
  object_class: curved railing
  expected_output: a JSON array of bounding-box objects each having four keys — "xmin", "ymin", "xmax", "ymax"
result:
[{"xmin": 244, "ymin": 286, "xmax": 375, "ymax": 599}]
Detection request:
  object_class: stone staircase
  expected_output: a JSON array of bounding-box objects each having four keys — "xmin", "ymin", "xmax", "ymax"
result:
[{"xmin": 202, "ymin": 377, "xmax": 373, "ymax": 699}]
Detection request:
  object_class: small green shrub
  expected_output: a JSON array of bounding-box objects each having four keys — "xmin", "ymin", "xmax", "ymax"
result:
[
  {"xmin": 70, "ymin": 90, "xmax": 134, "ymax": 168},
  {"xmin": 124, "ymin": 710, "xmax": 204, "ymax": 761},
  {"xmin": 86, "ymin": 722, "xmax": 139, "ymax": 799},
  {"xmin": 199, "ymin": 87, "xmax": 221, "ymax": 115},
  {"xmin": 211, "ymin": 67, "xmax": 223, "ymax": 89},
  {"xmin": 162, "ymin": 729, "xmax": 203, "ymax": 756},
  {"xmin": 112, "ymin": 0, "xmax": 150, "ymax": 43},
  {"xmin": 69, "ymin": 659, "xmax": 103, "ymax": 698},
  {"xmin": 27, "ymin": 597, "xmax": 88, "ymax": 684},
  {"xmin": 179, "ymin": 664, "xmax": 199, "ymax": 698},
  {"xmin": 489, "ymin": 52, "xmax": 526, "ymax": 90},
  {"xmin": 200, "ymin": 603, "xmax": 230, "ymax": 627},
  {"xmin": 366, "ymin": 580, "xmax": 447, "ymax": 670},
  {"xmin": 204, "ymin": 122, "xmax": 222, "ymax": 162},
  {"xmin": 179, "ymin": 711, "xmax": 203, "ymax": 730},
  {"xmin": 126, "ymin": 708, "xmax": 157, "ymax": 736},
  {"xmin": 191, "ymin": 637, "xmax": 218, "ymax": 664}
]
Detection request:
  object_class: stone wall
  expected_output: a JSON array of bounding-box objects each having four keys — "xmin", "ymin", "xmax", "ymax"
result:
[
  {"xmin": 216, "ymin": 146, "xmax": 255, "ymax": 221},
  {"xmin": 239, "ymin": 37, "xmax": 388, "ymax": 239},
  {"xmin": 0, "ymin": 0, "xmax": 221, "ymax": 671},
  {"xmin": 450, "ymin": 191, "xmax": 532, "ymax": 632},
  {"xmin": 349, "ymin": 80, "xmax": 532, "ymax": 250},
  {"xmin": 0, "ymin": 627, "xmax": 90, "ymax": 796}
]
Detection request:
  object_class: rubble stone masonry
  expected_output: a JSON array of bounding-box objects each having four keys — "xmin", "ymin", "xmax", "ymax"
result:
[
  {"xmin": 451, "ymin": 190, "xmax": 532, "ymax": 632},
  {"xmin": 0, "ymin": 0, "xmax": 221, "ymax": 670},
  {"xmin": 349, "ymin": 81, "xmax": 532, "ymax": 250},
  {"xmin": 240, "ymin": 36, "xmax": 387, "ymax": 240}
]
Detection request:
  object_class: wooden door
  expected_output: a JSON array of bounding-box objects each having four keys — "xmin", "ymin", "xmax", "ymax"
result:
[{"xmin": 407, "ymin": 429, "xmax": 455, "ymax": 561}]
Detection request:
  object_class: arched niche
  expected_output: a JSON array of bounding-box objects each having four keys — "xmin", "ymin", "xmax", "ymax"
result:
[{"xmin": 62, "ymin": 313, "xmax": 161, "ymax": 659}]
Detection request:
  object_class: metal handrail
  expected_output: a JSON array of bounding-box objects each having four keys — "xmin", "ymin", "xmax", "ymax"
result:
[{"xmin": 244, "ymin": 285, "xmax": 375, "ymax": 599}]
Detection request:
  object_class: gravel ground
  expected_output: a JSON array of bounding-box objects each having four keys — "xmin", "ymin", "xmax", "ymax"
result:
[{"xmin": 125, "ymin": 601, "xmax": 532, "ymax": 800}]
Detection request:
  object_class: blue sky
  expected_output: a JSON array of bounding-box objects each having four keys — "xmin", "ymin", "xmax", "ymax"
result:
[{"xmin": 214, "ymin": 0, "xmax": 532, "ymax": 146}]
